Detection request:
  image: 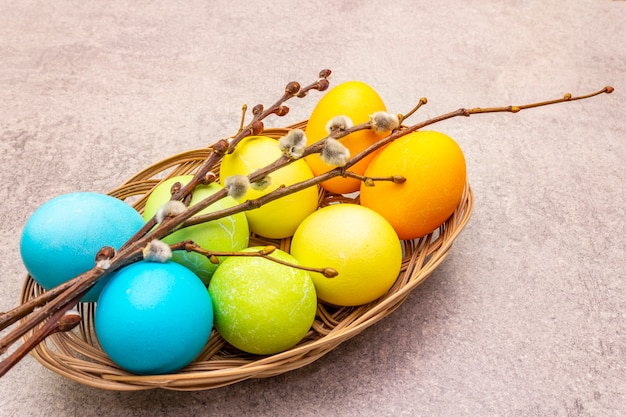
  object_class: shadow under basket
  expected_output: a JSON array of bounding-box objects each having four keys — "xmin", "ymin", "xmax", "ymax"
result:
[{"xmin": 19, "ymin": 121, "xmax": 474, "ymax": 391}]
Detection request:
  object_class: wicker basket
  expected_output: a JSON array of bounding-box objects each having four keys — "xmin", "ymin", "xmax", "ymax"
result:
[{"xmin": 19, "ymin": 121, "xmax": 474, "ymax": 391}]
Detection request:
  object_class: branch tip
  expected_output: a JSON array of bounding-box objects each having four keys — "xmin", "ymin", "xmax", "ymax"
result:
[
  {"xmin": 285, "ymin": 81, "xmax": 301, "ymax": 96},
  {"xmin": 252, "ymin": 104, "xmax": 264, "ymax": 116},
  {"xmin": 260, "ymin": 245, "xmax": 276, "ymax": 255},
  {"xmin": 322, "ymin": 268, "xmax": 339, "ymax": 278},
  {"xmin": 319, "ymin": 69, "xmax": 332, "ymax": 79}
]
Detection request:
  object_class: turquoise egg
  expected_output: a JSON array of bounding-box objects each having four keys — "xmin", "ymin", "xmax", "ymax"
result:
[
  {"xmin": 19, "ymin": 192, "xmax": 145, "ymax": 302},
  {"xmin": 95, "ymin": 261, "xmax": 213, "ymax": 375}
]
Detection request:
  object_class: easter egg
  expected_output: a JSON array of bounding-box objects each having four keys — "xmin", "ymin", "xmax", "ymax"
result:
[
  {"xmin": 290, "ymin": 204, "xmax": 402, "ymax": 306},
  {"xmin": 219, "ymin": 135, "xmax": 318, "ymax": 239},
  {"xmin": 360, "ymin": 130, "xmax": 467, "ymax": 239},
  {"xmin": 143, "ymin": 175, "xmax": 249, "ymax": 284},
  {"xmin": 19, "ymin": 192, "xmax": 145, "ymax": 302},
  {"xmin": 95, "ymin": 261, "xmax": 213, "ymax": 375},
  {"xmin": 208, "ymin": 247, "xmax": 317, "ymax": 355},
  {"xmin": 304, "ymin": 81, "xmax": 388, "ymax": 194}
]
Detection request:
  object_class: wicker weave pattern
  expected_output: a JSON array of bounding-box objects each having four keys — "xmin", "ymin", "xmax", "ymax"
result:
[{"xmin": 19, "ymin": 122, "xmax": 474, "ymax": 391}]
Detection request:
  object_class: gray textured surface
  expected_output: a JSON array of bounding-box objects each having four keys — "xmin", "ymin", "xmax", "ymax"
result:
[{"xmin": 1, "ymin": 1, "xmax": 625, "ymax": 416}]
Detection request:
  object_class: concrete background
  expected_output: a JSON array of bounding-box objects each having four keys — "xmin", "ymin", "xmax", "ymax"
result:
[{"xmin": 0, "ymin": 0, "xmax": 624, "ymax": 416}]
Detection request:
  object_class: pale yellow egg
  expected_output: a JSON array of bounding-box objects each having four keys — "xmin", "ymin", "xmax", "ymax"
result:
[{"xmin": 220, "ymin": 135, "xmax": 319, "ymax": 239}]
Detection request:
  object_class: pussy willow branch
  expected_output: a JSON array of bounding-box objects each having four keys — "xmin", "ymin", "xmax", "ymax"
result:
[
  {"xmin": 0, "ymin": 308, "xmax": 80, "ymax": 377},
  {"xmin": 171, "ymin": 241, "xmax": 338, "ymax": 278},
  {"xmin": 0, "ymin": 244, "xmax": 145, "ymax": 358},
  {"xmin": 118, "ymin": 142, "xmax": 229, "ymax": 252},
  {"xmin": 0, "ymin": 83, "xmax": 614, "ymax": 377},
  {"xmin": 119, "ymin": 69, "xmax": 332, "ymax": 251},
  {"xmin": 183, "ymin": 85, "xmax": 614, "ymax": 228},
  {"xmin": 172, "ymin": 71, "xmax": 330, "ymax": 201}
]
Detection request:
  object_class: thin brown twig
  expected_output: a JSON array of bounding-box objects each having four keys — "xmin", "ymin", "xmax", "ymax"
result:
[
  {"xmin": 343, "ymin": 172, "xmax": 407, "ymax": 186},
  {"xmin": 0, "ymin": 308, "xmax": 81, "ymax": 377},
  {"xmin": 170, "ymin": 241, "xmax": 338, "ymax": 278},
  {"xmin": 227, "ymin": 69, "xmax": 332, "ymax": 152},
  {"xmin": 398, "ymin": 97, "xmax": 427, "ymax": 124}
]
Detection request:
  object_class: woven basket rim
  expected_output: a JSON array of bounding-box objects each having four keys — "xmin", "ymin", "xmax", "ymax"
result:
[{"xmin": 18, "ymin": 121, "xmax": 474, "ymax": 391}]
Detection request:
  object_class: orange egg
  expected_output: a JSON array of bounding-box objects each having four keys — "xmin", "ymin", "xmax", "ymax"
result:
[
  {"xmin": 304, "ymin": 81, "xmax": 388, "ymax": 195},
  {"xmin": 359, "ymin": 130, "xmax": 466, "ymax": 240}
]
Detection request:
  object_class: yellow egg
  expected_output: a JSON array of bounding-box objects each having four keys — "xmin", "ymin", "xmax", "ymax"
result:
[
  {"xmin": 305, "ymin": 81, "xmax": 388, "ymax": 195},
  {"xmin": 219, "ymin": 135, "xmax": 319, "ymax": 239},
  {"xmin": 290, "ymin": 203, "xmax": 402, "ymax": 306}
]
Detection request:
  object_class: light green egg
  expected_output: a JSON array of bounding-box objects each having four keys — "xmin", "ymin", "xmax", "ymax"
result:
[{"xmin": 143, "ymin": 175, "xmax": 249, "ymax": 284}]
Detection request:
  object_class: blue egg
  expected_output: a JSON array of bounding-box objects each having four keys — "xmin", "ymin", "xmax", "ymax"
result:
[
  {"xmin": 95, "ymin": 261, "xmax": 213, "ymax": 375},
  {"xmin": 20, "ymin": 192, "xmax": 145, "ymax": 302}
]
